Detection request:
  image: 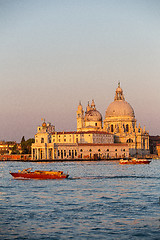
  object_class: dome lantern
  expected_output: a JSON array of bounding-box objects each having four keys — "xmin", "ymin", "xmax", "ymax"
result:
[
  {"xmin": 91, "ymin": 99, "xmax": 96, "ymax": 109},
  {"xmin": 114, "ymin": 82, "xmax": 125, "ymax": 101}
]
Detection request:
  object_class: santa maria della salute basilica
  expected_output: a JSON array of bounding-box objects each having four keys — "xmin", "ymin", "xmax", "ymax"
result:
[{"xmin": 31, "ymin": 83, "xmax": 149, "ymax": 160}]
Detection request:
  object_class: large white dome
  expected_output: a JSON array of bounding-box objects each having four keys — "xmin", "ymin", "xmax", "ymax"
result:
[
  {"xmin": 105, "ymin": 83, "xmax": 135, "ymax": 119},
  {"xmin": 105, "ymin": 100, "xmax": 135, "ymax": 118}
]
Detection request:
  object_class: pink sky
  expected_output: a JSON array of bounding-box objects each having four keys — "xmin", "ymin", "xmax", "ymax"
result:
[{"xmin": 0, "ymin": 0, "xmax": 160, "ymax": 142}]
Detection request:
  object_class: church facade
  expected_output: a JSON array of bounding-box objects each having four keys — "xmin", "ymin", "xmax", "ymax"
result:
[
  {"xmin": 31, "ymin": 84, "xmax": 149, "ymax": 160},
  {"xmin": 103, "ymin": 83, "xmax": 149, "ymax": 156}
]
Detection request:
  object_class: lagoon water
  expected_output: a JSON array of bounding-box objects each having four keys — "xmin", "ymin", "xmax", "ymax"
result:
[{"xmin": 1, "ymin": 160, "xmax": 160, "ymax": 240}]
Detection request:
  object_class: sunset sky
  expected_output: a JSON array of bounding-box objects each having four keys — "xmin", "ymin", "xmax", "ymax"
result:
[{"xmin": 0, "ymin": 0, "xmax": 160, "ymax": 142}]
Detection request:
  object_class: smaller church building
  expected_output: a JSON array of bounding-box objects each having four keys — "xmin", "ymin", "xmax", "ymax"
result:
[{"xmin": 31, "ymin": 84, "xmax": 149, "ymax": 160}]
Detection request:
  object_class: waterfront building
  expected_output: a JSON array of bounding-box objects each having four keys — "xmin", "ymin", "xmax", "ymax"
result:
[
  {"xmin": 31, "ymin": 83, "xmax": 149, "ymax": 160},
  {"xmin": 31, "ymin": 122, "xmax": 129, "ymax": 160},
  {"xmin": 0, "ymin": 141, "xmax": 17, "ymax": 154},
  {"xmin": 103, "ymin": 83, "xmax": 149, "ymax": 156}
]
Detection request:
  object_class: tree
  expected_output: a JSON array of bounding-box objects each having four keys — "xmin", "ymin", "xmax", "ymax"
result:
[
  {"xmin": 21, "ymin": 137, "xmax": 35, "ymax": 154},
  {"xmin": 25, "ymin": 138, "xmax": 35, "ymax": 154},
  {"xmin": 21, "ymin": 136, "xmax": 27, "ymax": 154},
  {"xmin": 21, "ymin": 136, "xmax": 25, "ymax": 143},
  {"xmin": 11, "ymin": 144, "xmax": 20, "ymax": 154}
]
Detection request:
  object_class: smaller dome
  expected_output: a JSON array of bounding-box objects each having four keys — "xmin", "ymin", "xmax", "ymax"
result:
[{"xmin": 85, "ymin": 109, "xmax": 102, "ymax": 122}]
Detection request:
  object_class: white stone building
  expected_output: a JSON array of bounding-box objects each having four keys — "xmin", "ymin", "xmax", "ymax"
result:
[{"xmin": 31, "ymin": 83, "xmax": 149, "ymax": 160}]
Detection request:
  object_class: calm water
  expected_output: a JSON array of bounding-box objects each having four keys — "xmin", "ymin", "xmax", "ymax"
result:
[{"xmin": 0, "ymin": 160, "xmax": 160, "ymax": 240}]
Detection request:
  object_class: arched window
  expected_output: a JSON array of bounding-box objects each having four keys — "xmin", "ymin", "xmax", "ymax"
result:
[
  {"xmin": 143, "ymin": 139, "xmax": 145, "ymax": 148},
  {"xmin": 127, "ymin": 138, "xmax": 133, "ymax": 143},
  {"xmin": 58, "ymin": 150, "xmax": 60, "ymax": 156},
  {"xmin": 61, "ymin": 150, "xmax": 63, "ymax": 159},
  {"xmin": 98, "ymin": 149, "xmax": 101, "ymax": 152},
  {"xmin": 80, "ymin": 149, "xmax": 83, "ymax": 152},
  {"xmin": 89, "ymin": 149, "xmax": 92, "ymax": 152},
  {"xmin": 75, "ymin": 150, "xmax": 77, "ymax": 156},
  {"xmin": 111, "ymin": 125, "xmax": 114, "ymax": 132},
  {"xmin": 126, "ymin": 124, "xmax": 129, "ymax": 132},
  {"xmin": 40, "ymin": 149, "xmax": 43, "ymax": 159}
]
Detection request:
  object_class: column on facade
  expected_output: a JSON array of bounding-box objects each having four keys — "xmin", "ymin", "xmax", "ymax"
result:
[
  {"xmin": 31, "ymin": 147, "xmax": 34, "ymax": 160},
  {"xmin": 37, "ymin": 148, "xmax": 40, "ymax": 160},
  {"xmin": 44, "ymin": 147, "xmax": 47, "ymax": 160},
  {"xmin": 34, "ymin": 148, "xmax": 36, "ymax": 160},
  {"xmin": 32, "ymin": 148, "xmax": 38, "ymax": 160},
  {"xmin": 46, "ymin": 147, "xmax": 48, "ymax": 159},
  {"xmin": 52, "ymin": 146, "xmax": 55, "ymax": 160}
]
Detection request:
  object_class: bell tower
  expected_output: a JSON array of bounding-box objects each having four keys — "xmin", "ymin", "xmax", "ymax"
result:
[{"xmin": 77, "ymin": 101, "xmax": 84, "ymax": 131}]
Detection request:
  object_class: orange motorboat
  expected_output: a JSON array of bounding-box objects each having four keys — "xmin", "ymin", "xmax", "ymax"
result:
[
  {"xmin": 119, "ymin": 158, "xmax": 151, "ymax": 165},
  {"xmin": 10, "ymin": 168, "xmax": 69, "ymax": 179}
]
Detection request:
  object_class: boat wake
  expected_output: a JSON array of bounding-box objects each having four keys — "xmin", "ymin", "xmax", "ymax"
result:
[{"xmin": 69, "ymin": 175, "xmax": 160, "ymax": 180}]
